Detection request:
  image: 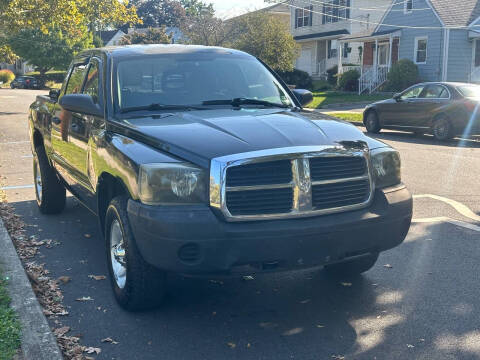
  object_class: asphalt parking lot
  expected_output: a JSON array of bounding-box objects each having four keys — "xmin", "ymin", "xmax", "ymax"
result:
[{"xmin": 1, "ymin": 88, "xmax": 480, "ymax": 360}]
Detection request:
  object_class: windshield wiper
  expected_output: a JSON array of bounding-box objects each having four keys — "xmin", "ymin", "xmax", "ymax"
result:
[
  {"xmin": 120, "ymin": 103, "xmax": 204, "ymax": 114},
  {"xmin": 202, "ymin": 98, "xmax": 290, "ymax": 108}
]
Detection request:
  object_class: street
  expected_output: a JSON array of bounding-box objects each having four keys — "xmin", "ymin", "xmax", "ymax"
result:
[{"xmin": 1, "ymin": 88, "xmax": 480, "ymax": 360}]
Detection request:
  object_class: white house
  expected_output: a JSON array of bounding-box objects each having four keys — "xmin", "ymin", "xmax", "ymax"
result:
[
  {"xmin": 290, "ymin": 0, "xmax": 391, "ymax": 78},
  {"xmin": 98, "ymin": 30, "xmax": 127, "ymax": 46}
]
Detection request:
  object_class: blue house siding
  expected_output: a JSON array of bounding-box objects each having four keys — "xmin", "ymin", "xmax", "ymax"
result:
[
  {"xmin": 376, "ymin": 0, "xmax": 445, "ymax": 81},
  {"xmin": 446, "ymin": 29, "xmax": 473, "ymax": 82}
]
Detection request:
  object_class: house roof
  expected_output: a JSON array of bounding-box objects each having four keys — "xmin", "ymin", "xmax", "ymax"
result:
[
  {"xmin": 429, "ymin": 0, "xmax": 480, "ymax": 27},
  {"xmin": 98, "ymin": 30, "xmax": 123, "ymax": 45}
]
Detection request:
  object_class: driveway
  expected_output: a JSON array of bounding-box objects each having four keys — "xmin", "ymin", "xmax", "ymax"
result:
[{"xmin": 1, "ymin": 89, "xmax": 480, "ymax": 360}]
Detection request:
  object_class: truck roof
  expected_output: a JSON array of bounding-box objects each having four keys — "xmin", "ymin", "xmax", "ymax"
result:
[{"xmin": 79, "ymin": 44, "xmax": 252, "ymax": 60}]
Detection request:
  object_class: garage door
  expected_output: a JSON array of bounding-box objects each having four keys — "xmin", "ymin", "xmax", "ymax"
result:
[{"xmin": 297, "ymin": 48, "xmax": 313, "ymax": 74}]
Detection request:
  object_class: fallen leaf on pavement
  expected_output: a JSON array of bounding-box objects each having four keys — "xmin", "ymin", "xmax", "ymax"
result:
[
  {"xmin": 76, "ymin": 296, "xmax": 94, "ymax": 302},
  {"xmin": 283, "ymin": 327, "xmax": 303, "ymax": 336},
  {"xmin": 101, "ymin": 337, "xmax": 119, "ymax": 345},
  {"xmin": 317, "ymin": 324, "xmax": 325, "ymax": 328},
  {"xmin": 384, "ymin": 264, "xmax": 393, "ymax": 269},
  {"xmin": 58, "ymin": 276, "xmax": 71, "ymax": 284},
  {"xmin": 300, "ymin": 299, "xmax": 311, "ymax": 304},
  {"xmin": 227, "ymin": 342, "xmax": 236, "ymax": 348},
  {"xmin": 332, "ymin": 355, "xmax": 345, "ymax": 360},
  {"xmin": 88, "ymin": 275, "xmax": 106, "ymax": 281},
  {"xmin": 84, "ymin": 234, "xmax": 91, "ymax": 238},
  {"xmin": 340, "ymin": 282, "xmax": 352, "ymax": 287},
  {"xmin": 407, "ymin": 344, "xmax": 415, "ymax": 348},
  {"xmin": 242, "ymin": 275, "xmax": 254, "ymax": 281},
  {"xmin": 209, "ymin": 279, "xmax": 223, "ymax": 285},
  {"xmin": 54, "ymin": 327, "xmax": 70, "ymax": 337},
  {"xmin": 84, "ymin": 347, "xmax": 101, "ymax": 354}
]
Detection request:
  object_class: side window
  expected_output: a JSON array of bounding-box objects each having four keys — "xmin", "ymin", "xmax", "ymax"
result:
[
  {"xmin": 422, "ymin": 85, "xmax": 450, "ymax": 99},
  {"xmin": 84, "ymin": 61, "xmax": 100, "ymax": 103},
  {"xmin": 65, "ymin": 64, "xmax": 88, "ymax": 95},
  {"xmin": 401, "ymin": 86, "xmax": 424, "ymax": 99}
]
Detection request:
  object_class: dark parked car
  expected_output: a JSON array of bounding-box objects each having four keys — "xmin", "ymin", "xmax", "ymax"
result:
[
  {"xmin": 29, "ymin": 45, "xmax": 412, "ymax": 311},
  {"xmin": 10, "ymin": 75, "xmax": 44, "ymax": 89},
  {"xmin": 363, "ymin": 82, "xmax": 480, "ymax": 140}
]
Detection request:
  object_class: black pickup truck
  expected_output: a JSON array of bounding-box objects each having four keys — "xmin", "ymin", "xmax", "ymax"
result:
[{"xmin": 29, "ymin": 45, "xmax": 412, "ymax": 311}]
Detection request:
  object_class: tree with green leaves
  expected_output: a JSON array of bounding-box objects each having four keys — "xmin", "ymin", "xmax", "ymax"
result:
[
  {"xmin": 180, "ymin": 0, "xmax": 214, "ymax": 16},
  {"xmin": 130, "ymin": 0, "xmax": 186, "ymax": 28},
  {"xmin": 230, "ymin": 12, "xmax": 299, "ymax": 72},
  {"xmin": 119, "ymin": 27, "xmax": 172, "ymax": 45},
  {"xmin": 7, "ymin": 26, "xmax": 93, "ymax": 75},
  {"xmin": 182, "ymin": 12, "xmax": 236, "ymax": 47}
]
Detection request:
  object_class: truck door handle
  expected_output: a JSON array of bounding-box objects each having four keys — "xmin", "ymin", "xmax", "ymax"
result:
[{"xmin": 52, "ymin": 117, "xmax": 61, "ymax": 125}]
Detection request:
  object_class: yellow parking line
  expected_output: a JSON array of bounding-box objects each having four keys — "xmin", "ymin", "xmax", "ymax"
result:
[{"xmin": 413, "ymin": 194, "xmax": 480, "ymax": 222}]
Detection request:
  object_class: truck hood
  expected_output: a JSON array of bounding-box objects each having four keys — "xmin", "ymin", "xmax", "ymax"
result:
[{"xmin": 115, "ymin": 109, "xmax": 387, "ymax": 167}]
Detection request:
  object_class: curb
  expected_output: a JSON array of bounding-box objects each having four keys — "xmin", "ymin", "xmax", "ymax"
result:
[
  {"xmin": 320, "ymin": 102, "xmax": 370, "ymax": 110},
  {"xmin": 0, "ymin": 217, "xmax": 63, "ymax": 360}
]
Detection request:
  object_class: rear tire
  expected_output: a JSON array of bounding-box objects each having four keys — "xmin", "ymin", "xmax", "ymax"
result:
[
  {"xmin": 34, "ymin": 146, "xmax": 66, "ymax": 214},
  {"xmin": 432, "ymin": 116, "xmax": 453, "ymax": 141},
  {"xmin": 364, "ymin": 111, "xmax": 381, "ymax": 134},
  {"xmin": 106, "ymin": 196, "xmax": 166, "ymax": 311},
  {"xmin": 324, "ymin": 253, "xmax": 379, "ymax": 277}
]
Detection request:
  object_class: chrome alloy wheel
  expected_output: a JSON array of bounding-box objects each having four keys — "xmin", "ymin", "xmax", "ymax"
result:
[
  {"xmin": 34, "ymin": 158, "xmax": 42, "ymax": 202},
  {"xmin": 110, "ymin": 219, "xmax": 127, "ymax": 289}
]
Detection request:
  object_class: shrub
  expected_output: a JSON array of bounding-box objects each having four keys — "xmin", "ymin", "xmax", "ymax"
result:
[
  {"xmin": 326, "ymin": 65, "xmax": 338, "ymax": 85},
  {"xmin": 312, "ymin": 79, "xmax": 332, "ymax": 91},
  {"xmin": 276, "ymin": 68, "xmax": 313, "ymax": 90},
  {"xmin": 337, "ymin": 69, "xmax": 360, "ymax": 91},
  {"xmin": 384, "ymin": 59, "xmax": 419, "ymax": 91},
  {"xmin": 0, "ymin": 69, "xmax": 15, "ymax": 84}
]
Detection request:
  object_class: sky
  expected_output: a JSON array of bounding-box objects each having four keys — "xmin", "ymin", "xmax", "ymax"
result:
[{"xmin": 210, "ymin": 0, "xmax": 271, "ymax": 19}]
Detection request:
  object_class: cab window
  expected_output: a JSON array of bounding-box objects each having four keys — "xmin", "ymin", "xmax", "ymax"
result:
[
  {"xmin": 65, "ymin": 63, "xmax": 88, "ymax": 95},
  {"xmin": 84, "ymin": 60, "xmax": 100, "ymax": 103}
]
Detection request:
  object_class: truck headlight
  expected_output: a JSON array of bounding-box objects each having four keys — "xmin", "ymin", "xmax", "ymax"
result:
[
  {"xmin": 138, "ymin": 163, "xmax": 207, "ymax": 205},
  {"xmin": 370, "ymin": 148, "xmax": 401, "ymax": 189}
]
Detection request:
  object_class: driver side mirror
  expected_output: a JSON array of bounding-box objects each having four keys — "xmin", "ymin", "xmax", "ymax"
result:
[
  {"xmin": 59, "ymin": 94, "xmax": 103, "ymax": 117},
  {"xmin": 393, "ymin": 93, "xmax": 402, "ymax": 101},
  {"xmin": 49, "ymin": 89, "xmax": 60, "ymax": 101},
  {"xmin": 292, "ymin": 89, "xmax": 314, "ymax": 107}
]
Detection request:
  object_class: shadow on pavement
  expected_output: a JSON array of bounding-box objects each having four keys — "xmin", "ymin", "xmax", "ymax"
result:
[{"xmin": 9, "ymin": 198, "xmax": 480, "ymax": 360}]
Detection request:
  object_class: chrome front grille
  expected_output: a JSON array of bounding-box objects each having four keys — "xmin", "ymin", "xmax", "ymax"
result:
[{"xmin": 210, "ymin": 146, "xmax": 373, "ymax": 222}]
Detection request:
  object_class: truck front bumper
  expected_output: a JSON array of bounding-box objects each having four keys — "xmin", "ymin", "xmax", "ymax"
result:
[{"xmin": 127, "ymin": 185, "xmax": 412, "ymax": 275}]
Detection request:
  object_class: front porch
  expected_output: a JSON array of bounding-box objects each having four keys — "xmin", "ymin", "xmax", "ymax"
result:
[
  {"xmin": 295, "ymin": 35, "xmax": 362, "ymax": 80},
  {"xmin": 339, "ymin": 30, "xmax": 401, "ymax": 94}
]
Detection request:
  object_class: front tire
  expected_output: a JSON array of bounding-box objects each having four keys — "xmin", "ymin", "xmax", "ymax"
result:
[
  {"xmin": 106, "ymin": 196, "xmax": 166, "ymax": 311},
  {"xmin": 432, "ymin": 116, "xmax": 453, "ymax": 141},
  {"xmin": 364, "ymin": 111, "xmax": 381, "ymax": 134},
  {"xmin": 324, "ymin": 253, "xmax": 379, "ymax": 277},
  {"xmin": 34, "ymin": 146, "xmax": 66, "ymax": 214}
]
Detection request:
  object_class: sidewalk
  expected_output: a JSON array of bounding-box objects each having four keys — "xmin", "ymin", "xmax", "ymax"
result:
[{"xmin": 0, "ymin": 217, "xmax": 62, "ymax": 360}]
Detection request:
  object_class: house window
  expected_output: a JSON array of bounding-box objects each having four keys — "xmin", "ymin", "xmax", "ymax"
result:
[
  {"xmin": 296, "ymin": 6, "xmax": 313, "ymax": 28},
  {"xmin": 328, "ymin": 40, "xmax": 338, "ymax": 59},
  {"xmin": 404, "ymin": 0, "xmax": 413, "ymax": 14},
  {"xmin": 323, "ymin": 0, "xmax": 350, "ymax": 24},
  {"xmin": 414, "ymin": 36, "xmax": 427, "ymax": 64},
  {"xmin": 343, "ymin": 42, "xmax": 349, "ymax": 58}
]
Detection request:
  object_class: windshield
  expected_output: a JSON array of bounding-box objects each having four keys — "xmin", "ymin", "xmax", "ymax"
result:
[
  {"xmin": 457, "ymin": 85, "xmax": 480, "ymax": 98},
  {"xmin": 114, "ymin": 53, "xmax": 293, "ymax": 113}
]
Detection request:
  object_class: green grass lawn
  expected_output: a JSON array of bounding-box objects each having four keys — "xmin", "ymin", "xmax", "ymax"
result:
[
  {"xmin": 307, "ymin": 91, "xmax": 390, "ymax": 109},
  {"xmin": 0, "ymin": 274, "xmax": 21, "ymax": 360},
  {"xmin": 328, "ymin": 112, "xmax": 364, "ymax": 124}
]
